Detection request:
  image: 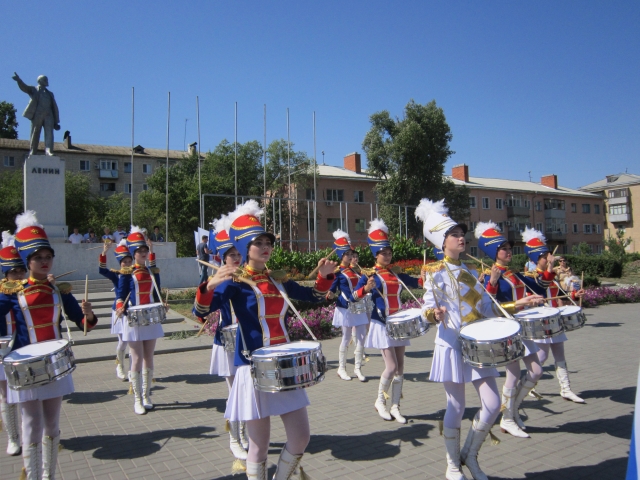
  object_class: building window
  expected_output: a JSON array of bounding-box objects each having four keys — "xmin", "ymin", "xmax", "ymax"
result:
[
  {"xmin": 482, "ymin": 197, "xmax": 490, "ymax": 209},
  {"xmin": 513, "ymin": 246, "xmax": 522, "ymax": 255},
  {"xmin": 355, "ymin": 219, "xmax": 366, "ymax": 232},
  {"xmin": 544, "ymin": 199, "xmax": 565, "ymax": 210},
  {"xmin": 583, "ymin": 224, "xmax": 592, "ymax": 234},
  {"xmin": 535, "ymin": 201, "xmax": 542, "ymax": 211},
  {"xmin": 470, "ymin": 246, "xmax": 478, "ymax": 257},
  {"xmin": 572, "ymin": 223, "xmax": 578, "ymax": 234},
  {"xmin": 595, "ymin": 224, "xmax": 601, "ymax": 234},
  {"xmin": 594, "ymin": 204, "xmax": 600, "ymax": 214},
  {"xmin": 495, "ymin": 198, "xmax": 503, "ymax": 210},
  {"xmin": 305, "ymin": 189, "xmax": 315, "ymax": 200},
  {"xmin": 354, "ymin": 191, "xmax": 364, "ymax": 203},
  {"xmin": 142, "ymin": 184, "xmax": 148, "ymax": 191},
  {"xmin": 469, "ymin": 221, "xmax": 477, "ymax": 232},
  {"xmin": 595, "ymin": 244, "xmax": 603, "ymax": 254},
  {"xmin": 497, "ymin": 222, "xmax": 504, "ymax": 231},
  {"xmin": 3, "ymin": 156, "xmax": 15, "ymax": 167},
  {"xmin": 124, "ymin": 162, "xmax": 132, "ymax": 173},
  {"xmin": 609, "ymin": 204, "xmax": 628, "ymax": 215},
  {"xmin": 326, "ymin": 189, "xmax": 344, "ymax": 202},
  {"xmin": 124, "ymin": 184, "xmax": 132, "ymax": 194},
  {"xmin": 469, "ymin": 196, "xmax": 477, "ymax": 208},
  {"xmin": 142, "ymin": 164, "xmax": 152, "ymax": 174},
  {"xmin": 79, "ymin": 160, "xmax": 90, "ymax": 171},
  {"xmin": 571, "ymin": 203, "xmax": 577, "ymax": 213},
  {"xmin": 99, "ymin": 183, "xmax": 116, "ymax": 192},
  {"xmin": 608, "ymin": 188, "xmax": 628, "ymax": 198},
  {"xmin": 306, "ymin": 217, "xmax": 315, "ymax": 232},
  {"xmin": 100, "ymin": 160, "xmax": 117, "ymax": 171},
  {"xmin": 327, "ymin": 218, "xmax": 345, "ymax": 231},
  {"xmin": 546, "ymin": 218, "xmax": 564, "ymax": 234},
  {"xmin": 582, "ymin": 204, "xmax": 591, "ymax": 214},
  {"xmin": 535, "ymin": 222, "xmax": 543, "ymax": 232}
]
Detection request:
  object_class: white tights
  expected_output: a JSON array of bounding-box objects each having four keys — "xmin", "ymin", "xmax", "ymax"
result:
[
  {"xmin": 504, "ymin": 352, "xmax": 544, "ymax": 389},
  {"xmin": 380, "ymin": 346, "xmax": 405, "ymax": 381},
  {"xmin": 536, "ymin": 342, "xmax": 565, "ymax": 366},
  {"xmin": 116, "ymin": 334, "xmax": 127, "ymax": 352},
  {"xmin": 0, "ymin": 380, "xmax": 7, "ymax": 404},
  {"xmin": 128, "ymin": 339, "xmax": 156, "ymax": 372},
  {"xmin": 20, "ymin": 397, "xmax": 62, "ymax": 444},
  {"xmin": 340, "ymin": 325, "xmax": 366, "ymax": 348},
  {"xmin": 245, "ymin": 407, "xmax": 310, "ymax": 463},
  {"xmin": 443, "ymin": 378, "xmax": 501, "ymax": 429}
]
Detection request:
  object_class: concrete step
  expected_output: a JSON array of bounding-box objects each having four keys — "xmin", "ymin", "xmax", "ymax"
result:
[{"xmin": 64, "ymin": 279, "xmax": 115, "ymax": 294}]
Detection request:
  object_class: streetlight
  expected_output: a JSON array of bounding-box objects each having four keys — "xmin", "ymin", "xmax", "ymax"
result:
[{"xmin": 322, "ymin": 151, "xmax": 325, "ymax": 165}]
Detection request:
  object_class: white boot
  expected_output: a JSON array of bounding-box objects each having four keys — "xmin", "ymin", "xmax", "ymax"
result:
[
  {"xmin": 556, "ymin": 361, "xmax": 585, "ymax": 403},
  {"xmin": 513, "ymin": 377, "xmax": 537, "ymax": 430},
  {"xmin": 337, "ymin": 346, "xmax": 351, "ymax": 381},
  {"xmin": 272, "ymin": 445, "xmax": 305, "ymax": 480},
  {"xmin": 389, "ymin": 375, "xmax": 407, "ymax": 424},
  {"xmin": 374, "ymin": 377, "xmax": 392, "ymax": 420},
  {"xmin": 142, "ymin": 368, "xmax": 154, "ymax": 410},
  {"xmin": 42, "ymin": 432, "xmax": 60, "ymax": 480},
  {"xmin": 353, "ymin": 345, "xmax": 366, "ymax": 382},
  {"xmin": 246, "ymin": 460, "xmax": 267, "ymax": 480},
  {"xmin": 22, "ymin": 442, "xmax": 42, "ymax": 480},
  {"xmin": 129, "ymin": 371, "xmax": 146, "ymax": 415},
  {"xmin": 443, "ymin": 427, "xmax": 468, "ymax": 480},
  {"xmin": 460, "ymin": 414, "xmax": 492, "ymax": 480},
  {"xmin": 239, "ymin": 421, "xmax": 249, "ymax": 451},
  {"xmin": 1, "ymin": 402, "xmax": 21, "ymax": 455},
  {"xmin": 227, "ymin": 420, "xmax": 247, "ymax": 460},
  {"xmin": 116, "ymin": 349, "xmax": 127, "ymax": 381},
  {"xmin": 499, "ymin": 386, "xmax": 529, "ymax": 438}
]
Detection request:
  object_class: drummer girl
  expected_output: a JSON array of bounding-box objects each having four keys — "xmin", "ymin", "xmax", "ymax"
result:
[
  {"xmin": 329, "ymin": 229, "xmax": 369, "ymax": 382},
  {"xmin": 0, "ymin": 211, "xmax": 97, "ymax": 480},
  {"xmin": 0, "ymin": 232, "xmax": 27, "ymax": 456},
  {"xmin": 522, "ymin": 228, "xmax": 585, "ymax": 403},
  {"xmin": 354, "ymin": 219, "xmax": 421, "ymax": 424},
  {"xmin": 115, "ymin": 227, "xmax": 168, "ymax": 415},
  {"xmin": 99, "ymin": 239, "xmax": 133, "ymax": 381},
  {"xmin": 194, "ymin": 200, "xmax": 337, "ymax": 480},
  {"xmin": 415, "ymin": 200, "xmax": 541, "ymax": 480},
  {"xmin": 475, "ymin": 222, "xmax": 545, "ymax": 438},
  {"xmin": 200, "ymin": 214, "xmax": 248, "ymax": 461}
]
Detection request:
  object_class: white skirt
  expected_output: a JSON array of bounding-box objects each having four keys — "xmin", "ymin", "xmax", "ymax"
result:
[
  {"xmin": 365, "ymin": 320, "xmax": 410, "ymax": 349},
  {"xmin": 224, "ymin": 365, "xmax": 310, "ymax": 421},
  {"xmin": 7, "ymin": 373, "xmax": 74, "ymax": 404},
  {"xmin": 0, "ymin": 364, "xmax": 6, "ymax": 381},
  {"xmin": 522, "ymin": 339, "xmax": 540, "ymax": 357},
  {"xmin": 110, "ymin": 309, "xmax": 125, "ymax": 335},
  {"xmin": 210, "ymin": 344, "xmax": 237, "ymax": 377},
  {"xmin": 533, "ymin": 332, "xmax": 568, "ymax": 344},
  {"xmin": 121, "ymin": 319, "xmax": 164, "ymax": 342},
  {"xmin": 429, "ymin": 344, "xmax": 499, "ymax": 384},
  {"xmin": 332, "ymin": 306, "xmax": 369, "ymax": 328}
]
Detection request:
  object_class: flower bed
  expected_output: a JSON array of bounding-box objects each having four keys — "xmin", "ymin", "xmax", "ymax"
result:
[{"xmin": 581, "ymin": 285, "xmax": 640, "ymax": 308}]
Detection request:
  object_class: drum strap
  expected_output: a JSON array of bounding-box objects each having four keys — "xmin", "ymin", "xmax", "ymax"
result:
[
  {"xmin": 234, "ymin": 312, "xmax": 252, "ymax": 361},
  {"xmin": 53, "ymin": 286, "xmax": 74, "ymax": 344},
  {"xmin": 270, "ymin": 279, "xmax": 318, "ymax": 341}
]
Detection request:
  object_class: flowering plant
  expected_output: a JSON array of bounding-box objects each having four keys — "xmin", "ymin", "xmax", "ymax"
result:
[
  {"xmin": 581, "ymin": 285, "xmax": 640, "ymax": 308},
  {"xmin": 287, "ymin": 304, "xmax": 340, "ymax": 340}
]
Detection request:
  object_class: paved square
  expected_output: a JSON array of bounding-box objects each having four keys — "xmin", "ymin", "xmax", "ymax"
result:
[{"xmin": 2, "ymin": 303, "xmax": 635, "ymax": 479}]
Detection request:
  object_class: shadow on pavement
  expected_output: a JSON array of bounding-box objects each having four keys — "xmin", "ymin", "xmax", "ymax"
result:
[
  {"xmin": 405, "ymin": 349, "xmax": 433, "ymax": 359},
  {"xmin": 153, "ymin": 397, "xmax": 228, "ymax": 413},
  {"xmin": 61, "ymin": 426, "xmax": 217, "ymax": 459},
  {"xmin": 491, "ymin": 456, "xmax": 628, "ymax": 480},
  {"xmin": 64, "ymin": 389, "xmax": 130, "ymax": 404},
  {"xmin": 526, "ymin": 413, "xmax": 632, "ymax": 440},
  {"xmin": 155, "ymin": 373, "xmax": 225, "ymax": 385},
  {"xmin": 585, "ymin": 322, "xmax": 622, "ymax": 328},
  {"xmin": 579, "ymin": 385, "xmax": 636, "ymax": 404}
]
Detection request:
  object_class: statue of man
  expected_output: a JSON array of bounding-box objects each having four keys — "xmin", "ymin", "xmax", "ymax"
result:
[{"xmin": 12, "ymin": 72, "xmax": 60, "ymax": 156}]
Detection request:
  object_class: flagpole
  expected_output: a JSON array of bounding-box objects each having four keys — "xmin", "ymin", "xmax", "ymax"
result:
[
  {"xmin": 197, "ymin": 96, "xmax": 202, "ymax": 229},
  {"xmin": 130, "ymin": 87, "xmax": 134, "ymax": 226},
  {"xmin": 166, "ymin": 92, "xmax": 170, "ymax": 241},
  {"xmin": 313, "ymin": 111, "xmax": 317, "ymax": 250},
  {"xmin": 234, "ymin": 102, "xmax": 238, "ymax": 205},
  {"xmin": 287, "ymin": 108, "xmax": 292, "ymax": 251}
]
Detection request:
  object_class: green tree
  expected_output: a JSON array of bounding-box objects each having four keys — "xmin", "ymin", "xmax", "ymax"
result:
[
  {"xmin": 0, "ymin": 101, "xmax": 19, "ymax": 139},
  {"xmin": 604, "ymin": 228, "xmax": 632, "ymax": 262},
  {"xmin": 572, "ymin": 242, "xmax": 593, "ymax": 256},
  {"xmin": 0, "ymin": 170, "xmax": 23, "ymax": 232},
  {"xmin": 362, "ymin": 99, "xmax": 470, "ymax": 236},
  {"xmin": 65, "ymin": 171, "xmax": 94, "ymax": 232}
]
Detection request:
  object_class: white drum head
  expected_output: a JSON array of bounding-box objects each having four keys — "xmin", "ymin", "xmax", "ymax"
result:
[
  {"xmin": 4, "ymin": 339, "xmax": 69, "ymax": 361},
  {"xmin": 255, "ymin": 341, "xmax": 320, "ymax": 356},
  {"xmin": 514, "ymin": 307, "xmax": 559, "ymax": 320},
  {"xmin": 460, "ymin": 318, "xmax": 521, "ymax": 341},
  {"xmin": 222, "ymin": 324, "xmax": 238, "ymax": 331},
  {"xmin": 558, "ymin": 305, "xmax": 581, "ymax": 315},
  {"xmin": 387, "ymin": 308, "xmax": 423, "ymax": 322},
  {"xmin": 129, "ymin": 302, "xmax": 163, "ymax": 311}
]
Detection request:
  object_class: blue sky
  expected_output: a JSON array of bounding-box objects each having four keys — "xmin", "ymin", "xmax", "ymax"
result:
[{"xmin": 3, "ymin": 1, "xmax": 638, "ymax": 189}]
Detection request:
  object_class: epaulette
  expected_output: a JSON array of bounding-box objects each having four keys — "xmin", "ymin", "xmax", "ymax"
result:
[
  {"xmin": 390, "ymin": 265, "xmax": 403, "ymax": 274},
  {"xmin": 334, "ymin": 266, "xmax": 342, "ymax": 273},
  {"xmin": 0, "ymin": 280, "xmax": 24, "ymax": 295},
  {"xmin": 360, "ymin": 267, "xmax": 376, "ymax": 276},
  {"xmin": 57, "ymin": 282, "xmax": 73, "ymax": 294},
  {"xmin": 235, "ymin": 267, "xmax": 253, "ymax": 280},
  {"xmin": 269, "ymin": 270, "xmax": 289, "ymax": 282},
  {"xmin": 119, "ymin": 266, "xmax": 134, "ymax": 275},
  {"xmin": 524, "ymin": 271, "xmax": 538, "ymax": 278},
  {"xmin": 422, "ymin": 261, "xmax": 445, "ymax": 274},
  {"xmin": 483, "ymin": 268, "xmax": 492, "ymax": 276},
  {"xmin": 150, "ymin": 267, "xmax": 160, "ymax": 274}
]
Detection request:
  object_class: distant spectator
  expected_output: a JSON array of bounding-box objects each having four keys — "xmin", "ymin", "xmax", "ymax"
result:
[
  {"xmin": 554, "ymin": 258, "xmax": 574, "ymax": 285},
  {"xmin": 83, "ymin": 227, "xmax": 94, "ymax": 241},
  {"xmin": 68, "ymin": 227, "xmax": 84, "ymax": 244},
  {"xmin": 85, "ymin": 231, "xmax": 98, "ymax": 243},
  {"xmin": 525, "ymin": 259, "xmax": 536, "ymax": 272},
  {"xmin": 150, "ymin": 226, "xmax": 164, "ymax": 242},
  {"xmin": 102, "ymin": 227, "xmax": 115, "ymax": 243},
  {"xmin": 113, "ymin": 225, "xmax": 127, "ymax": 243},
  {"xmin": 197, "ymin": 235, "xmax": 210, "ymax": 284}
]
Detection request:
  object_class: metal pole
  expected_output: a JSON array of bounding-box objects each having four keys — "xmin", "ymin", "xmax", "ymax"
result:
[
  {"xmin": 345, "ymin": 202, "xmax": 349, "ymax": 234},
  {"xmin": 130, "ymin": 87, "xmax": 134, "ymax": 226},
  {"xmin": 307, "ymin": 200, "xmax": 311, "ymax": 251},
  {"xmin": 398, "ymin": 205, "xmax": 402, "ymax": 238},
  {"xmin": 263, "ymin": 104, "xmax": 267, "ymax": 200},
  {"xmin": 339, "ymin": 202, "xmax": 343, "ymax": 230},
  {"xmin": 197, "ymin": 96, "xmax": 202, "ymax": 228},
  {"xmin": 279, "ymin": 198, "xmax": 282, "ymax": 248},
  {"xmin": 287, "ymin": 108, "xmax": 292, "ymax": 251},
  {"xmin": 405, "ymin": 206, "xmax": 408, "ymax": 238},
  {"xmin": 272, "ymin": 199, "xmax": 276, "ymax": 236},
  {"xmin": 234, "ymin": 102, "xmax": 238, "ymax": 203},
  {"xmin": 313, "ymin": 112, "xmax": 317, "ymax": 250},
  {"xmin": 165, "ymin": 92, "xmax": 170, "ymax": 241},
  {"xmin": 370, "ymin": 203, "xmax": 373, "ymax": 221}
]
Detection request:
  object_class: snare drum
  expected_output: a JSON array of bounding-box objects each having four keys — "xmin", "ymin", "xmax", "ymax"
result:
[
  {"xmin": 459, "ymin": 318, "xmax": 524, "ymax": 368},
  {"xmin": 514, "ymin": 307, "xmax": 563, "ymax": 339},
  {"xmin": 127, "ymin": 303, "xmax": 166, "ymax": 327},
  {"xmin": 250, "ymin": 341, "xmax": 326, "ymax": 392},
  {"xmin": 221, "ymin": 324, "xmax": 238, "ymax": 352},
  {"xmin": 557, "ymin": 305, "xmax": 587, "ymax": 332},
  {"xmin": 0, "ymin": 335, "xmax": 12, "ymax": 360},
  {"xmin": 3, "ymin": 339, "xmax": 75, "ymax": 390},
  {"xmin": 347, "ymin": 295, "xmax": 374, "ymax": 315},
  {"xmin": 386, "ymin": 308, "xmax": 430, "ymax": 340}
]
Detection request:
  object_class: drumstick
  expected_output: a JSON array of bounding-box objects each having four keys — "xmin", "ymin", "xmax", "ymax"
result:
[
  {"xmin": 393, "ymin": 273, "xmax": 422, "ymax": 305},
  {"xmin": 117, "ymin": 292, "xmax": 131, "ymax": 318},
  {"xmin": 195, "ymin": 315, "xmax": 211, "ymax": 338},
  {"xmin": 552, "ymin": 245, "xmax": 559, "ymax": 256},
  {"xmin": 195, "ymin": 259, "xmax": 257, "ymax": 287},
  {"xmin": 552, "ymin": 280, "xmax": 579, "ymax": 307},
  {"xmin": 83, "ymin": 275, "xmax": 89, "ymax": 336},
  {"xmin": 580, "ymin": 271, "xmax": 584, "ymax": 307},
  {"xmin": 307, "ymin": 248, "xmax": 338, "ymax": 279},
  {"xmin": 54, "ymin": 270, "xmax": 77, "ymax": 279}
]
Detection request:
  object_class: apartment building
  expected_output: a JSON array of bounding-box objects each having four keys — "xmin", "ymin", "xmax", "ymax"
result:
[{"xmin": 579, "ymin": 173, "xmax": 640, "ymax": 252}]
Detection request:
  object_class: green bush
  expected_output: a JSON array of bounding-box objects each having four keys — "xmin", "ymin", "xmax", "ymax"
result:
[{"xmin": 494, "ymin": 253, "xmax": 621, "ymax": 278}]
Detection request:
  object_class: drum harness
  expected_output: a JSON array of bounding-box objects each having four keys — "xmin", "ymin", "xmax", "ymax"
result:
[{"xmin": 16, "ymin": 286, "xmax": 74, "ymax": 345}]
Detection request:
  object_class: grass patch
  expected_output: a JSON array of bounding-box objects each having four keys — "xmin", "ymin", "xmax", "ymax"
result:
[{"xmin": 167, "ymin": 330, "xmax": 198, "ymax": 340}]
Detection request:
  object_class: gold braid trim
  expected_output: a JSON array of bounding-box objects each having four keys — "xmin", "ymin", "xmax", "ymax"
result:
[
  {"xmin": 268, "ymin": 270, "xmax": 289, "ymax": 282},
  {"xmin": 500, "ymin": 301, "xmax": 517, "ymax": 316},
  {"xmin": 57, "ymin": 282, "xmax": 73, "ymax": 294},
  {"xmin": 424, "ymin": 308, "xmax": 438, "ymax": 325},
  {"xmin": 360, "ymin": 267, "xmax": 376, "ymax": 276},
  {"xmin": 119, "ymin": 266, "xmax": 134, "ymax": 275},
  {"xmin": 422, "ymin": 261, "xmax": 445, "ymax": 274},
  {"xmin": 0, "ymin": 280, "xmax": 25, "ymax": 295}
]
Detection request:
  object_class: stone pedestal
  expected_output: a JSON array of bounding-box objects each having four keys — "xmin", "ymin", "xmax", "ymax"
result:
[{"xmin": 24, "ymin": 156, "xmax": 67, "ymax": 241}]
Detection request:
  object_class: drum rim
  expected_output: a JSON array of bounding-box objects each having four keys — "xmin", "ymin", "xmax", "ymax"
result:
[
  {"xmin": 4, "ymin": 339, "xmax": 71, "ymax": 361},
  {"xmin": 252, "ymin": 344, "xmax": 322, "ymax": 358}
]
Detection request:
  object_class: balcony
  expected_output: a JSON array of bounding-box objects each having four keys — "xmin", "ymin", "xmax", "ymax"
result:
[
  {"xmin": 99, "ymin": 169, "xmax": 119, "ymax": 179},
  {"xmin": 507, "ymin": 230, "xmax": 522, "ymax": 243},
  {"xmin": 609, "ymin": 213, "xmax": 631, "ymax": 223},
  {"xmin": 99, "ymin": 190, "xmax": 116, "ymax": 198},
  {"xmin": 545, "ymin": 231, "xmax": 566, "ymax": 242},
  {"xmin": 506, "ymin": 206, "xmax": 530, "ymax": 217},
  {"xmin": 544, "ymin": 209, "xmax": 566, "ymax": 220},
  {"xmin": 608, "ymin": 196, "xmax": 629, "ymax": 206}
]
